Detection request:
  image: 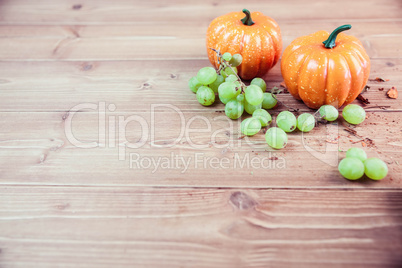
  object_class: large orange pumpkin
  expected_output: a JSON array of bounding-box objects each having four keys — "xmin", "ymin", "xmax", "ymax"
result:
[
  {"xmin": 281, "ymin": 25, "xmax": 370, "ymax": 109},
  {"xmin": 207, "ymin": 9, "xmax": 282, "ymax": 80}
]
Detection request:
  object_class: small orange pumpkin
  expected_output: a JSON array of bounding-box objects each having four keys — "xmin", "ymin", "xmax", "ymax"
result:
[
  {"xmin": 281, "ymin": 25, "xmax": 370, "ymax": 109},
  {"xmin": 207, "ymin": 9, "xmax": 282, "ymax": 80}
]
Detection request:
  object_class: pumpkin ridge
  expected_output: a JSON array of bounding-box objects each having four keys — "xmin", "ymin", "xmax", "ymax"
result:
[
  {"xmin": 293, "ymin": 47, "xmax": 315, "ymax": 100},
  {"xmin": 261, "ymin": 30, "xmax": 275, "ymax": 75},
  {"xmin": 297, "ymin": 50, "xmax": 323, "ymax": 107},
  {"xmin": 323, "ymin": 53, "xmax": 329, "ymax": 106},
  {"xmin": 339, "ymin": 53, "xmax": 354, "ymax": 106},
  {"xmin": 342, "ymin": 48, "xmax": 367, "ymax": 104},
  {"xmin": 327, "ymin": 53, "xmax": 351, "ymax": 107}
]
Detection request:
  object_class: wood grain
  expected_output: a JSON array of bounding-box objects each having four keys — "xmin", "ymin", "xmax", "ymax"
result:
[
  {"xmin": 0, "ymin": 110, "xmax": 401, "ymax": 188},
  {"xmin": 0, "ymin": 0, "xmax": 401, "ymax": 24},
  {"xmin": 0, "ymin": 187, "xmax": 401, "ymax": 267},
  {"xmin": 0, "ymin": 59, "xmax": 400, "ymax": 112},
  {"xmin": 1, "ymin": 0, "xmax": 401, "ymax": 267}
]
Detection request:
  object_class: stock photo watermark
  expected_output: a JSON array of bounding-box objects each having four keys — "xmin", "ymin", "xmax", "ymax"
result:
[{"xmin": 63, "ymin": 102, "xmax": 340, "ymax": 173}]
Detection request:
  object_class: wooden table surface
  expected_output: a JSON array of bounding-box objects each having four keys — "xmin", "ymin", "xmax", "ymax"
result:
[{"xmin": 1, "ymin": 0, "xmax": 402, "ymax": 267}]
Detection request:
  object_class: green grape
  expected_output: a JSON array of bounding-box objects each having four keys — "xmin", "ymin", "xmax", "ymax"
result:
[
  {"xmin": 345, "ymin": 148, "xmax": 367, "ymax": 162},
  {"xmin": 225, "ymin": 99, "xmax": 244, "ymax": 119},
  {"xmin": 250, "ymin": 78, "xmax": 266, "ymax": 92},
  {"xmin": 318, "ymin": 105, "xmax": 339, "ymax": 121},
  {"xmin": 208, "ymin": 74, "xmax": 224, "ymax": 94},
  {"xmin": 225, "ymin": 74, "xmax": 238, "ymax": 83},
  {"xmin": 252, "ymin": 109, "xmax": 272, "ymax": 127},
  {"xmin": 241, "ymin": 118, "xmax": 261, "ymax": 136},
  {"xmin": 224, "ymin": 66, "xmax": 237, "ymax": 77},
  {"xmin": 262, "ymin": 93, "xmax": 277, "ymax": 109},
  {"xmin": 296, "ymin": 113, "xmax": 315, "ymax": 132},
  {"xmin": 265, "ymin": 127, "xmax": 288, "ymax": 149},
  {"xmin": 229, "ymin": 54, "xmax": 243, "ymax": 67},
  {"xmin": 342, "ymin": 104, "xmax": 366, "ymax": 125},
  {"xmin": 222, "ymin": 52, "xmax": 232, "ymax": 62},
  {"xmin": 219, "ymin": 95, "xmax": 233, "ymax": 104},
  {"xmin": 219, "ymin": 88, "xmax": 241, "ymax": 104},
  {"xmin": 364, "ymin": 158, "xmax": 388, "ymax": 180},
  {"xmin": 338, "ymin": 158, "xmax": 365, "ymax": 180},
  {"xmin": 244, "ymin": 99, "xmax": 262, "ymax": 115},
  {"xmin": 237, "ymin": 94, "xmax": 245, "ymax": 103},
  {"xmin": 276, "ymin": 111, "xmax": 297, "ymax": 133},
  {"xmin": 196, "ymin": 86, "xmax": 215, "ymax": 106},
  {"xmin": 197, "ymin": 67, "xmax": 218, "ymax": 86},
  {"xmin": 245, "ymin": 85, "xmax": 264, "ymax": 106},
  {"xmin": 188, "ymin": 76, "xmax": 202, "ymax": 93},
  {"xmin": 218, "ymin": 82, "xmax": 237, "ymax": 100}
]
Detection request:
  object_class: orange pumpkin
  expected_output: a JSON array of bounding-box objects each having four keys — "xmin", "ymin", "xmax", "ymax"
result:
[
  {"xmin": 281, "ymin": 25, "xmax": 370, "ymax": 109},
  {"xmin": 207, "ymin": 9, "xmax": 282, "ymax": 80}
]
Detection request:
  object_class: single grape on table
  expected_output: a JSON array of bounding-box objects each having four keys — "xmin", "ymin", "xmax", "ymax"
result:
[
  {"xmin": 296, "ymin": 113, "xmax": 315, "ymax": 132},
  {"xmin": 276, "ymin": 111, "xmax": 297, "ymax": 132},
  {"xmin": 338, "ymin": 157, "xmax": 365, "ymax": 180},
  {"xmin": 364, "ymin": 158, "xmax": 388, "ymax": 180},
  {"xmin": 318, "ymin": 105, "xmax": 338, "ymax": 121},
  {"xmin": 345, "ymin": 148, "xmax": 367, "ymax": 162},
  {"xmin": 342, "ymin": 104, "xmax": 366, "ymax": 125},
  {"xmin": 241, "ymin": 118, "xmax": 262, "ymax": 136},
  {"xmin": 252, "ymin": 109, "xmax": 272, "ymax": 127},
  {"xmin": 265, "ymin": 127, "xmax": 288, "ymax": 149}
]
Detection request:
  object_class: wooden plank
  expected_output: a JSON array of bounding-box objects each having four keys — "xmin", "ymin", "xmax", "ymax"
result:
[
  {"xmin": 0, "ymin": 0, "xmax": 401, "ymax": 24},
  {"xmin": 0, "ymin": 110, "xmax": 400, "ymax": 188},
  {"xmin": 0, "ymin": 33, "xmax": 400, "ymax": 60},
  {"xmin": 0, "ymin": 59, "xmax": 400, "ymax": 112},
  {"xmin": 0, "ymin": 22, "xmax": 401, "ymax": 61},
  {"xmin": 0, "ymin": 186, "xmax": 401, "ymax": 267},
  {"xmin": 0, "ymin": 21, "xmax": 401, "ymax": 38}
]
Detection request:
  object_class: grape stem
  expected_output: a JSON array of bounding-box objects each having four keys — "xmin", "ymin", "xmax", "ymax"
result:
[
  {"xmin": 270, "ymin": 89, "xmax": 299, "ymax": 113},
  {"xmin": 313, "ymin": 109, "xmax": 328, "ymax": 125},
  {"xmin": 209, "ymin": 48, "xmax": 246, "ymax": 93}
]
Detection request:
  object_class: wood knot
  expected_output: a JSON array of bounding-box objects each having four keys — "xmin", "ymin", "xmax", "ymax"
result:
[
  {"xmin": 72, "ymin": 4, "xmax": 82, "ymax": 10},
  {"xmin": 140, "ymin": 82, "xmax": 151, "ymax": 89},
  {"xmin": 170, "ymin": 74, "xmax": 178, "ymax": 79},
  {"xmin": 62, "ymin": 111, "xmax": 70, "ymax": 121},
  {"xmin": 55, "ymin": 203, "xmax": 70, "ymax": 210},
  {"xmin": 229, "ymin": 191, "xmax": 257, "ymax": 210},
  {"xmin": 82, "ymin": 64, "xmax": 92, "ymax": 71}
]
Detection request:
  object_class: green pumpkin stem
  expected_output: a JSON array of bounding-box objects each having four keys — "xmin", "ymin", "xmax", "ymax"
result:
[
  {"xmin": 322, "ymin": 24, "xmax": 352, "ymax": 49},
  {"xmin": 241, "ymin": 9, "xmax": 255, "ymax": 26}
]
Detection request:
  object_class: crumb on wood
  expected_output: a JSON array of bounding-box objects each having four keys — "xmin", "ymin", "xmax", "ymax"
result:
[
  {"xmin": 369, "ymin": 77, "xmax": 390, "ymax": 82},
  {"xmin": 386, "ymin": 87, "xmax": 398, "ymax": 99},
  {"xmin": 357, "ymin": 93, "xmax": 370, "ymax": 105}
]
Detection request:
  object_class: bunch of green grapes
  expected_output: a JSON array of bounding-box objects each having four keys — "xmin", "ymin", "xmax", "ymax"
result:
[{"xmin": 188, "ymin": 50, "xmax": 272, "ymax": 120}]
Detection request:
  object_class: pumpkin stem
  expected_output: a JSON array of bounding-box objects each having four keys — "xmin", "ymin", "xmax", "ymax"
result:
[
  {"xmin": 241, "ymin": 9, "xmax": 255, "ymax": 26},
  {"xmin": 322, "ymin": 24, "xmax": 352, "ymax": 49}
]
